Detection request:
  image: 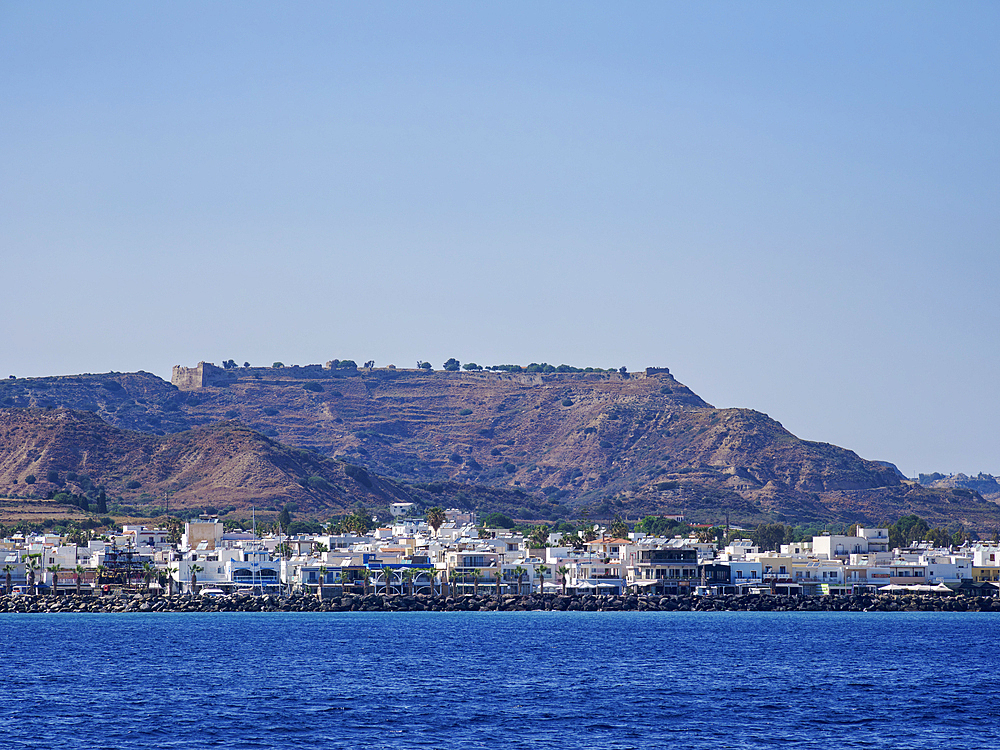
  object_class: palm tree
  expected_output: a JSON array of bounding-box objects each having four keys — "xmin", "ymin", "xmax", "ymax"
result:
[
  {"xmin": 3, "ymin": 564, "xmax": 13, "ymax": 595},
  {"xmin": 75, "ymin": 565, "xmax": 85, "ymax": 596},
  {"xmin": 471, "ymin": 568, "xmax": 481, "ymax": 597},
  {"xmin": 496, "ymin": 567, "xmax": 504, "ymax": 597},
  {"xmin": 25, "ymin": 553, "xmax": 41, "ymax": 596},
  {"xmin": 190, "ymin": 564, "xmax": 204, "ymax": 594},
  {"xmin": 697, "ymin": 527, "xmax": 717, "ymax": 544},
  {"xmin": 535, "ymin": 564, "xmax": 549, "ymax": 595},
  {"xmin": 401, "ymin": 568, "xmax": 415, "ymax": 596},
  {"xmin": 383, "ymin": 567, "xmax": 394, "ymax": 595},
  {"xmin": 361, "ymin": 569, "xmax": 372, "ymax": 595},
  {"xmin": 317, "ymin": 565, "xmax": 327, "ymax": 599},
  {"xmin": 513, "ymin": 565, "xmax": 526, "ymax": 596},
  {"xmin": 428, "ymin": 568, "xmax": 439, "ymax": 596},
  {"xmin": 142, "ymin": 562, "xmax": 155, "ymax": 593},
  {"xmin": 558, "ymin": 565, "xmax": 571, "ymax": 595},
  {"xmin": 95, "ymin": 564, "xmax": 107, "ymax": 593},
  {"xmin": 425, "ymin": 506, "xmax": 446, "ymax": 537},
  {"xmin": 47, "ymin": 565, "xmax": 61, "ymax": 596}
]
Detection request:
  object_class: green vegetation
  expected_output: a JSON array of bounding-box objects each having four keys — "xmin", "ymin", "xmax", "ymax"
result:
[
  {"xmin": 887, "ymin": 514, "xmax": 976, "ymax": 548},
  {"xmin": 752, "ymin": 523, "xmax": 794, "ymax": 552},
  {"xmin": 344, "ymin": 464, "xmax": 372, "ymax": 488},
  {"xmin": 609, "ymin": 516, "xmax": 629, "ymax": 539},
  {"xmin": 443, "ymin": 358, "xmax": 461, "ymax": 372},
  {"xmin": 288, "ymin": 519, "xmax": 324, "ymax": 535},
  {"xmin": 327, "ymin": 506, "xmax": 373, "ymax": 535},
  {"xmin": 412, "ymin": 481, "xmax": 445, "ymax": 494},
  {"xmin": 425, "ymin": 506, "xmax": 446, "ymax": 535},
  {"xmin": 303, "ymin": 382, "xmax": 324, "ymax": 392},
  {"xmin": 458, "ymin": 408, "xmax": 473, "ymax": 416},
  {"xmin": 306, "ymin": 475, "xmax": 334, "ymax": 492},
  {"xmin": 635, "ymin": 515, "xmax": 688, "ymax": 537},
  {"xmin": 486, "ymin": 363, "xmax": 613, "ymax": 373},
  {"xmin": 480, "ymin": 511, "xmax": 515, "ymax": 528}
]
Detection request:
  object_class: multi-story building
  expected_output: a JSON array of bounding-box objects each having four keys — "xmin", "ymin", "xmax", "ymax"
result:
[{"xmin": 627, "ymin": 547, "xmax": 699, "ymax": 595}]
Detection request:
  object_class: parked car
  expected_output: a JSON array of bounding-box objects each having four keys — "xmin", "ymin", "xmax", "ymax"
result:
[{"xmin": 10, "ymin": 583, "xmax": 51, "ymax": 596}]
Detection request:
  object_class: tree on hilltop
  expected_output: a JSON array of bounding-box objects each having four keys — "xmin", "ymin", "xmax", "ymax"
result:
[{"xmin": 443, "ymin": 358, "xmax": 460, "ymax": 371}]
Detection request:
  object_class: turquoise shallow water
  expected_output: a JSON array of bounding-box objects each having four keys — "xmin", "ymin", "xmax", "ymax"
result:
[{"xmin": 1, "ymin": 610, "xmax": 998, "ymax": 749}]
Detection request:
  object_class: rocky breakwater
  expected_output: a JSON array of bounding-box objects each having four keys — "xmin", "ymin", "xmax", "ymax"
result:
[{"xmin": 3, "ymin": 591, "xmax": 1000, "ymax": 614}]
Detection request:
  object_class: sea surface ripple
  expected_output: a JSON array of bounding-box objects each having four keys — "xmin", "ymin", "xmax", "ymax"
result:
[{"xmin": 2, "ymin": 611, "xmax": 998, "ymax": 749}]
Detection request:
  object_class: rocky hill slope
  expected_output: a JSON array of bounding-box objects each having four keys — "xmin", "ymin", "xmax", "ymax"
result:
[
  {"xmin": 1, "ymin": 364, "xmax": 997, "ymax": 528},
  {"xmin": 0, "ymin": 408, "xmax": 412, "ymax": 516}
]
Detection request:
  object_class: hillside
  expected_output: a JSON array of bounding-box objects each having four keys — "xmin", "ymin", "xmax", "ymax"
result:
[
  {"xmin": 0, "ymin": 408, "xmax": 410, "ymax": 516},
  {"xmin": 1, "ymin": 363, "xmax": 998, "ymax": 529}
]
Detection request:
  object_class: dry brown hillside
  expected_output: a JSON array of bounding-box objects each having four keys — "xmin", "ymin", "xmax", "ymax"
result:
[
  {"xmin": 2, "ymin": 364, "xmax": 998, "ymax": 529},
  {"xmin": 0, "ymin": 408, "xmax": 410, "ymax": 516}
]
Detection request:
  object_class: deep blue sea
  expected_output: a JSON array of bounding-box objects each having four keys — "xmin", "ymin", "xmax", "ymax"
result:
[{"xmin": 2, "ymin": 611, "xmax": 998, "ymax": 749}]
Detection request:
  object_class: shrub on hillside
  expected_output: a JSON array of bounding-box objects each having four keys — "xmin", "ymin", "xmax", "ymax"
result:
[
  {"xmin": 344, "ymin": 464, "xmax": 372, "ymax": 488},
  {"xmin": 306, "ymin": 475, "xmax": 334, "ymax": 492}
]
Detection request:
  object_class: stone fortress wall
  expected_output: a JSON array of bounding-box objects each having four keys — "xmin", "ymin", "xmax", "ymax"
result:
[{"xmin": 171, "ymin": 361, "xmax": 675, "ymax": 391}]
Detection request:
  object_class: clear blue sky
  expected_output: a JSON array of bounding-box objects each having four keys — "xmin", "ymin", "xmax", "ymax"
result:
[{"xmin": 2, "ymin": 2, "xmax": 998, "ymax": 478}]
